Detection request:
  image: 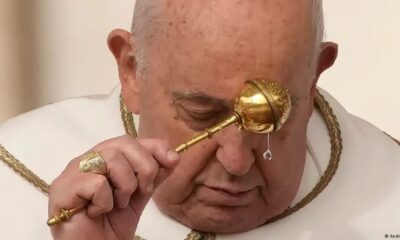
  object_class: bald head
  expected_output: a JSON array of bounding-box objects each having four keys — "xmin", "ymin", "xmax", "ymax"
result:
[{"xmin": 131, "ymin": 0, "xmax": 324, "ymax": 74}]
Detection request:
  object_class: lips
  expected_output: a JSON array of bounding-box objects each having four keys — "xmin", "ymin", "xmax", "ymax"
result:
[
  {"xmin": 208, "ymin": 186, "xmax": 252, "ymax": 195},
  {"xmin": 195, "ymin": 184, "xmax": 259, "ymax": 207}
]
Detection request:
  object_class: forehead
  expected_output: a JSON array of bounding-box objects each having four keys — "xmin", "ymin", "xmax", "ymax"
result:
[
  {"xmin": 167, "ymin": 0, "xmax": 314, "ymax": 33},
  {"xmin": 146, "ymin": 0, "xmax": 316, "ymax": 97},
  {"xmin": 162, "ymin": 0, "xmax": 315, "ymax": 50}
]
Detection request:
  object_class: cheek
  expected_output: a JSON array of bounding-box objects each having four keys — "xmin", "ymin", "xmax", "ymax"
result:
[
  {"xmin": 152, "ymin": 142, "xmax": 217, "ymax": 216},
  {"xmin": 167, "ymin": 142, "xmax": 217, "ymax": 187},
  {"xmin": 257, "ymin": 124, "xmax": 307, "ymax": 204}
]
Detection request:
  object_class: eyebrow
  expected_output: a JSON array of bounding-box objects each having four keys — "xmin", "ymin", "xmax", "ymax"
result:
[{"xmin": 172, "ymin": 91, "xmax": 232, "ymax": 107}]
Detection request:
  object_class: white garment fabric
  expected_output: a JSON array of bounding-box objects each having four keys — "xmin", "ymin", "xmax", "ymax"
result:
[{"xmin": 0, "ymin": 85, "xmax": 398, "ymax": 240}]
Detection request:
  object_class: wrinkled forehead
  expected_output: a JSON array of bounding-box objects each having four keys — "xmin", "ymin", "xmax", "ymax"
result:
[
  {"xmin": 161, "ymin": 0, "xmax": 316, "ymax": 52},
  {"xmin": 139, "ymin": 0, "xmax": 318, "ymax": 98}
]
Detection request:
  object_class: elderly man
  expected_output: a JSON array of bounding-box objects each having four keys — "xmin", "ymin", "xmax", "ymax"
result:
[{"xmin": 0, "ymin": 0, "xmax": 399, "ymax": 239}]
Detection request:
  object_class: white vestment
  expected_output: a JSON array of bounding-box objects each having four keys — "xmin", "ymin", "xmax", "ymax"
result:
[{"xmin": 0, "ymin": 86, "xmax": 399, "ymax": 240}]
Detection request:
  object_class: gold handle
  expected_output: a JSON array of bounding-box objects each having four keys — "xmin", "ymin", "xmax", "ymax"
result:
[
  {"xmin": 47, "ymin": 205, "xmax": 85, "ymax": 226},
  {"xmin": 175, "ymin": 113, "xmax": 240, "ymax": 153}
]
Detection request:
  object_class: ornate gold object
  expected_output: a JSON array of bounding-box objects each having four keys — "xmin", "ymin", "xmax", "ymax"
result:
[
  {"xmin": 0, "ymin": 87, "xmax": 354, "ymax": 240},
  {"xmin": 79, "ymin": 151, "xmax": 107, "ymax": 175},
  {"xmin": 47, "ymin": 206, "xmax": 85, "ymax": 226},
  {"xmin": 175, "ymin": 79, "xmax": 291, "ymax": 153},
  {"xmin": 235, "ymin": 80, "xmax": 291, "ymax": 132},
  {"xmin": 45, "ymin": 151, "xmax": 108, "ymax": 226}
]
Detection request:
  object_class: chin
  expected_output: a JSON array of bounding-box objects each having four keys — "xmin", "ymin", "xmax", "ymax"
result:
[{"xmin": 178, "ymin": 202, "xmax": 269, "ymax": 234}]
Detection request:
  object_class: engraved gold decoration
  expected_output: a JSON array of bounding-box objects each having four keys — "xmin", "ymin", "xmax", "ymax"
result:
[
  {"xmin": 1, "ymin": 86, "xmax": 375, "ymax": 240},
  {"xmin": 235, "ymin": 80, "xmax": 291, "ymax": 133},
  {"xmin": 175, "ymin": 79, "xmax": 292, "ymax": 153},
  {"xmin": 79, "ymin": 151, "xmax": 107, "ymax": 175}
]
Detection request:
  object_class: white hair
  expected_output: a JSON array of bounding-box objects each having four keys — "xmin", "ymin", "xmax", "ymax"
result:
[
  {"xmin": 131, "ymin": 0, "xmax": 325, "ymax": 75},
  {"xmin": 131, "ymin": 0, "xmax": 163, "ymax": 76},
  {"xmin": 313, "ymin": 0, "xmax": 325, "ymax": 51}
]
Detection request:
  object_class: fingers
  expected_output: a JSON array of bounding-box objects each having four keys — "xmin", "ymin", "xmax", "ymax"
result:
[
  {"xmin": 98, "ymin": 136, "xmax": 179, "ymax": 168},
  {"xmin": 49, "ymin": 136, "xmax": 180, "ymax": 224},
  {"xmin": 50, "ymin": 173, "xmax": 114, "ymax": 218},
  {"xmin": 96, "ymin": 136, "xmax": 179, "ymax": 195},
  {"xmin": 138, "ymin": 138, "xmax": 180, "ymax": 168},
  {"xmin": 101, "ymin": 148, "xmax": 137, "ymax": 208},
  {"xmin": 78, "ymin": 175, "xmax": 114, "ymax": 217}
]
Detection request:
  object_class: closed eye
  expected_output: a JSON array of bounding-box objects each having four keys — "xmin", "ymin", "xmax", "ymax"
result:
[
  {"xmin": 176, "ymin": 104, "xmax": 226, "ymax": 130},
  {"xmin": 183, "ymin": 107, "xmax": 220, "ymax": 121}
]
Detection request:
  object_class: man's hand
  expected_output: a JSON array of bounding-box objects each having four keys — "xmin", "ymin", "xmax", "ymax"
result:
[{"xmin": 48, "ymin": 135, "xmax": 179, "ymax": 240}]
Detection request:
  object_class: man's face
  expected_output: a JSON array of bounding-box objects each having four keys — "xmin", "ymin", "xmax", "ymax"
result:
[{"xmin": 133, "ymin": 0, "xmax": 319, "ymax": 233}]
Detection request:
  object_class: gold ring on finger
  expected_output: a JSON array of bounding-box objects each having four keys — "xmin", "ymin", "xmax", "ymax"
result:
[{"xmin": 79, "ymin": 151, "xmax": 107, "ymax": 175}]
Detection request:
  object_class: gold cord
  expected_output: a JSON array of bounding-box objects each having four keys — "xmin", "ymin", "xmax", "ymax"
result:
[
  {"xmin": 0, "ymin": 90, "xmax": 351, "ymax": 240},
  {"xmin": 120, "ymin": 94, "xmax": 138, "ymax": 138},
  {"xmin": 0, "ymin": 145, "xmax": 50, "ymax": 195}
]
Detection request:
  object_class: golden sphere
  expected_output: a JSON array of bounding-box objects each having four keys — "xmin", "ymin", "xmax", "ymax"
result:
[{"xmin": 234, "ymin": 79, "xmax": 291, "ymax": 133}]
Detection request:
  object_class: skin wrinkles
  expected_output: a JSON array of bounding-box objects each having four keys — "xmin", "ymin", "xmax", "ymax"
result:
[
  {"xmin": 171, "ymin": 92, "xmax": 231, "ymax": 131},
  {"xmin": 115, "ymin": 0, "xmax": 338, "ymax": 234},
  {"xmin": 173, "ymin": 91, "xmax": 232, "ymax": 108}
]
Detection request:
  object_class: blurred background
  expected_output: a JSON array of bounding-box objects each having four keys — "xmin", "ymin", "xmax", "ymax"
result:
[{"xmin": 0, "ymin": 0, "xmax": 399, "ymax": 139}]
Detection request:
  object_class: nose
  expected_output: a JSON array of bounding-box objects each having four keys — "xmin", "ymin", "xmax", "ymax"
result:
[{"xmin": 214, "ymin": 126, "xmax": 261, "ymax": 176}]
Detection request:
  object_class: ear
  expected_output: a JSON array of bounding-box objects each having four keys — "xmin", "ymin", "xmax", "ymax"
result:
[
  {"xmin": 310, "ymin": 42, "xmax": 338, "ymax": 94},
  {"xmin": 308, "ymin": 42, "xmax": 338, "ymax": 116},
  {"xmin": 313, "ymin": 42, "xmax": 338, "ymax": 87},
  {"xmin": 315, "ymin": 42, "xmax": 338, "ymax": 81},
  {"xmin": 107, "ymin": 29, "xmax": 140, "ymax": 114}
]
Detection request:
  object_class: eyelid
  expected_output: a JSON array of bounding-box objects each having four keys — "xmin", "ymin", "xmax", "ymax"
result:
[
  {"xmin": 178, "ymin": 104, "xmax": 221, "ymax": 121},
  {"xmin": 175, "ymin": 104, "xmax": 224, "ymax": 131},
  {"xmin": 177, "ymin": 102, "xmax": 224, "ymax": 113},
  {"xmin": 184, "ymin": 108, "xmax": 219, "ymax": 119}
]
